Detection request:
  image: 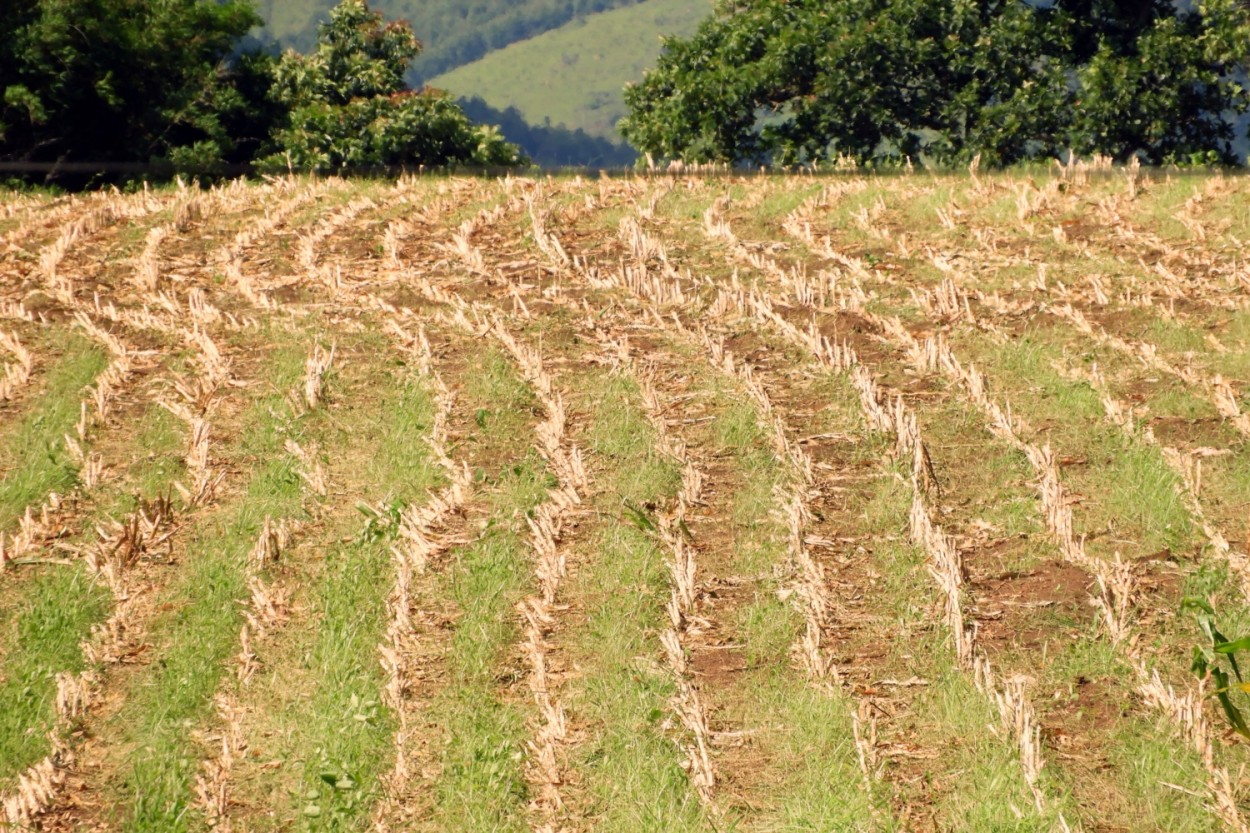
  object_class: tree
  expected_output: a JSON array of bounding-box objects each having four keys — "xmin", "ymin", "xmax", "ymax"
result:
[
  {"xmin": 263, "ymin": 0, "xmax": 524, "ymax": 171},
  {"xmin": 621, "ymin": 0, "xmax": 1250, "ymax": 167},
  {"xmin": 0, "ymin": 0, "xmax": 267, "ymax": 174}
]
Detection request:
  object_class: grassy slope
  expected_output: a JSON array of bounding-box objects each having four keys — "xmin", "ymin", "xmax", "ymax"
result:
[
  {"xmin": 429, "ymin": 0, "xmax": 710, "ymax": 141},
  {"xmin": 254, "ymin": 0, "xmax": 649, "ymax": 81},
  {"xmin": 0, "ymin": 331, "xmax": 107, "ymax": 530}
]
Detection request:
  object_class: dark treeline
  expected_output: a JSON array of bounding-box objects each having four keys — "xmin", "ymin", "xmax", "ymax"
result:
[
  {"xmin": 457, "ymin": 97, "xmax": 636, "ymax": 169},
  {"xmin": 0, "ymin": 0, "xmax": 525, "ymax": 186}
]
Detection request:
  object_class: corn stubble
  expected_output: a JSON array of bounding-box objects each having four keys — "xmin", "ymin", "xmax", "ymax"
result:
[{"xmin": 6, "ymin": 168, "xmax": 1250, "ymax": 831}]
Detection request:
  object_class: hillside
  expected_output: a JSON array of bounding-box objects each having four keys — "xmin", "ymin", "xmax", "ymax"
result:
[
  {"xmin": 254, "ymin": 0, "xmax": 648, "ymax": 82},
  {"xmin": 430, "ymin": 0, "xmax": 711, "ymax": 142},
  {"xmin": 457, "ymin": 97, "xmax": 638, "ymax": 167}
]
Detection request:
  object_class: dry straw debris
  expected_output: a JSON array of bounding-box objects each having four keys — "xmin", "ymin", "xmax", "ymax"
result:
[{"xmin": 8, "ymin": 172, "xmax": 1250, "ymax": 831}]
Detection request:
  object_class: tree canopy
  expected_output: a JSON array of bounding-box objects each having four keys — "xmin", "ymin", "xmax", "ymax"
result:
[
  {"xmin": 0, "ymin": 0, "xmax": 524, "ymax": 181},
  {"xmin": 0, "ymin": 0, "xmax": 266, "ymax": 170},
  {"xmin": 264, "ymin": 0, "xmax": 524, "ymax": 171},
  {"xmin": 621, "ymin": 0, "xmax": 1250, "ymax": 167}
]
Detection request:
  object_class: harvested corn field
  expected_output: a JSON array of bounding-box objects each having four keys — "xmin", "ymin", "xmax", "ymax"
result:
[{"xmin": 2, "ymin": 167, "xmax": 1250, "ymax": 832}]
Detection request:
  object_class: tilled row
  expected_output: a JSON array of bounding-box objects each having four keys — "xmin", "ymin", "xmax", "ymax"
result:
[
  {"xmin": 609, "ymin": 183, "xmax": 1083, "ymax": 828},
  {"xmin": 701, "ymin": 180, "xmax": 1250, "ymax": 828},
  {"xmin": 0, "ymin": 183, "xmax": 250, "ymax": 828}
]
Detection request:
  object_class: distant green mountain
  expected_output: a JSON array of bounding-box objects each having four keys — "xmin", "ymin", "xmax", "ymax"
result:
[
  {"xmin": 429, "ymin": 0, "xmax": 710, "ymax": 142},
  {"xmin": 254, "ymin": 0, "xmax": 650, "ymax": 82}
]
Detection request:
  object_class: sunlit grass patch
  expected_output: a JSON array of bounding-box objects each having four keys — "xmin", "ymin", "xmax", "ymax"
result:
[
  {"xmin": 583, "ymin": 373, "xmax": 680, "ymax": 505},
  {"xmin": 922, "ymin": 663, "xmax": 1068, "ymax": 831},
  {"xmin": 747, "ymin": 681, "xmax": 882, "ymax": 831},
  {"xmin": 108, "ymin": 336, "xmax": 309, "ymax": 832},
  {"xmin": 555, "ymin": 363, "xmax": 716, "ymax": 832},
  {"xmin": 263, "ymin": 342, "xmax": 444, "ymax": 831},
  {"xmin": 954, "ymin": 329, "xmax": 1195, "ymax": 555},
  {"xmin": 0, "ymin": 331, "xmax": 107, "ymax": 530},
  {"xmin": 277, "ymin": 534, "xmax": 398, "ymax": 831},
  {"xmin": 0, "ymin": 564, "xmax": 109, "ymax": 790},
  {"xmin": 120, "ymin": 444, "xmax": 306, "ymax": 832},
  {"xmin": 563, "ymin": 522, "xmax": 713, "ymax": 833},
  {"xmin": 422, "ymin": 461, "xmax": 546, "ymax": 833}
]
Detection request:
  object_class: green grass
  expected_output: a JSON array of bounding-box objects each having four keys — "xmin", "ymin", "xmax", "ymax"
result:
[
  {"xmin": 412, "ymin": 341, "xmax": 551, "ymax": 833},
  {"xmin": 860, "ymin": 475, "xmax": 1071, "ymax": 831},
  {"xmin": 78, "ymin": 398, "xmax": 187, "ymax": 530},
  {"xmin": 728, "ymin": 445, "xmax": 785, "ymax": 574},
  {"xmin": 1090, "ymin": 442, "xmax": 1192, "ymax": 553},
  {"xmin": 0, "ymin": 564, "xmax": 110, "ymax": 790},
  {"xmin": 1122, "ymin": 176, "xmax": 1205, "ymax": 242},
  {"xmin": 751, "ymin": 682, "xmax": 882, "ymax": 831},
  {"xmin": 267, "ymin": 342, "xmax": 444, "ymax": 831},
  {"xmin": 924, "ymin": 665, "xmax": 1067, "ymax": 831},
  {"xmin": 1209, "ymin": 315, "xmax": 1250, "ymax": 384},
  {"xmin": 109, "ymin": 335, "xmax": 310, "ymax": 832},
  {"xmin": 563, "ymin": 502, "xmax": 711, "ymax": 833},
  {"xmin": 905, "ymin": 392, "xmax": 1050, "ymax": 575},
  {"xmin": 584, "ymin": 375, "xmax": 680, "ymax": 505},
  {"xmin": 420, "ymin": 458, "xmax": 548, "ymax": 833},
  {"xmin": 578, "ymin": 363, "xmax": 887, "ymax": 828},
  {"xmin": 464, "ymin": 346, "xmax": 541, "ymax": 466},
  {"xmin": 0, "ymin": 342, "xmax": 185, "ymax": 797},
  {"xmin": 955, "ymin": 330, "xmax": 1195, "ymax": 556},
  {"xmin": 706, "ymin": 391, "xmax": 791, "ymax": 574},
  {"xmin": 426, "ymin": 524, "xmax": 534, "ymax": 832},
  {"xmin": 728, "ymin": 586, "xmax": 885, "ymax": 831},
  {"xmin": 123, "ymin": 519, "xmax": 276, "ymax": 830},
  {"xmin": 571, "ymin": 591, "xmax": 711, "ymax": 830},
  {"xmin": 896, "ymin": 182, "xmax": 960, "ymax": 231},
  {"xmin": 1144, "ymin": 382, "xmax": 1221, "ymax": 422},
  {"xmin": 0, "ymin": 331, "xmax": 108, "ymax": 530},
  {"xmin": 278, "ymin": 536, "xmax": 398, "ymax": 831},
  {"xmin": 1004, "ymin": 629, "xmax": 1216, "ymax": 830},
  {"xmin": 553, "ymin": 370, "xmax": 714, "ymax": 831},
  {"xmin": 430, "ymin": 0, "xmax": 712, "ymax": 141},
  {"xmin": 1111, "ymin": 722, "xmax": 1219, "ymax": 833}
]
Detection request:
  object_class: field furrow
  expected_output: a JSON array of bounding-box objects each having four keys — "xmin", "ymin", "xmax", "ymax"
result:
[
  {"xmin": 625, "ymin": 181, "xmax": 1250, "ymax": 830},
  {"xmin": 538, "ymin": 180, "xmax": 1073, "ymax": 830},
  {"xmin": 720, "ymin": 179, "xmax": 1250, "ymax": 830}
]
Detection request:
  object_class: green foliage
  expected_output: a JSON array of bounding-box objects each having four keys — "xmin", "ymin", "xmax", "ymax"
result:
[
  {"xmin": 621, "ymin": 0, "xmax": 1250, "ymax": 167},
  {"xmin": 263, "ymin": 0, "xmax": 524, "ymax": 171},
  {"xmin": 0, "ymin": 0, "xmax": 522, "ymax": 180},
  {"xmin": 0, "ymin": 0, "xmax": 269, "ymax": 173},
  {"xmin": 271, "ymin": 0, "xmax": 420, "ymax": 107},
  {"xmin": 1184, "ymin": 597, "xmax": 1250, "ymax": 739}
]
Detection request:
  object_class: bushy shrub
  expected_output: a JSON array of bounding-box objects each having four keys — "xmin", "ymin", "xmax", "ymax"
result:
[{"xmin": 262, "ymin": 0, "xmax": 524, "ymax": 172}]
